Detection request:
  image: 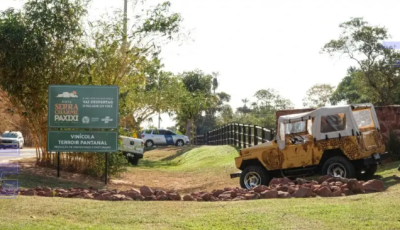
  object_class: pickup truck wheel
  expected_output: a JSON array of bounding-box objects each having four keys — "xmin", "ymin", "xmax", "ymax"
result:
[
  {"xmin": 240, "ymin": 165, "xmax": 271, "ymax": 189},
  {"xmin": 127, "ymin": 157, "xmax": 139, "ymax": 165},
  {"xmin": 145, "ymin": 140, "xmax": 154, "ymax": 148},
  {"xmin": 322, "ymin": 156, "xmax": 356, "ymax": 179}
]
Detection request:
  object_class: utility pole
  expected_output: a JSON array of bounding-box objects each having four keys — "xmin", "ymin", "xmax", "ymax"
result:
[{"xmin": 122, "ymin": 0, "xmax": 128, "ymax": 52}]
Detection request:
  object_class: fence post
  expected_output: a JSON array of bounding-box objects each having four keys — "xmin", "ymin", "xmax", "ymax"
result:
[
  {"xmin": 230, "ymin": 124, "xmax": 233, "ymax": 145},
  {"xmin": 262, "ymin": 127, "xmax": 266, "ymax": 143},
  {"xmin": 224, "ymin": 125, "xmax": 227, "ymax": 145},
  {"xmin": 271, "ymin": 129, "xmax": 275, "ymax": 141},
  {"xmin": 243, "ymin": 125, "xmax": 246, "ymax": 148},
  {"xmin": 248, "ymin": 124, "xmax": 252, "ymax": 147},
  {"xmin": 238, "ymin": 124, "xmax": 242, "ymax": 148},
  {"xmin": 234, "ymin": 124, "xmax": 237, "ymax": 146},
  {"xmin": 254, "ymin": 125, "xmax": 258, "ymax": 146}
]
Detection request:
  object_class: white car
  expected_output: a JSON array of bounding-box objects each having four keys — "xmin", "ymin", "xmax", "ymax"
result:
[
  {"xmin": 141, "ymin": 129, "xmax": 190, "ymax": 147},
  {"xmin": 118, "ymin": 135, "xmax": 144, "ymax": 165},
  {"xmin": 0, "ymin": 131, "xmax": 24, "ymax": 149}
]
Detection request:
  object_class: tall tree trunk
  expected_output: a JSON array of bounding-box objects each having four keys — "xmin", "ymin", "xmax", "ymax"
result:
[{"xmin": 185, "ymin": 118, "xmax": 193, "ymax": 138}]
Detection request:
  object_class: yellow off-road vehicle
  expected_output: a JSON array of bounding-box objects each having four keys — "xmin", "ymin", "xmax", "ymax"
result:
[{"xmin": 230, "ymin": 103, "xmax": 389, "ymax": 189}]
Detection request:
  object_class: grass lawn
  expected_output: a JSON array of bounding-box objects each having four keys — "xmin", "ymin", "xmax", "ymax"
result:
[{"xmin": 1, "ymin": 145, "xmax": 400, "ymax": 229}]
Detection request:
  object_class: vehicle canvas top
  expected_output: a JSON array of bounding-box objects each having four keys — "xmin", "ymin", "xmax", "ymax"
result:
[{"xmin": 276, "ymin": 103, "xmax": 380, "ymax": 150}]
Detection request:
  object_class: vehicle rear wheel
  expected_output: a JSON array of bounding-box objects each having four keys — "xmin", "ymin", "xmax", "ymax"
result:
[
  {"xmin": 145, "ymin": 140, "xmax": 154, "ymax": 148},
  {"xmin": 356, "ymin": 164, "xmax": 377, "ymax": 181},
  {"xmin": 240, "ymin": 165, "xmax": 271, "ymax": 189},
  {"xmin": 321, "ymin": 156, "xmax": 356, "ymax": 179}
]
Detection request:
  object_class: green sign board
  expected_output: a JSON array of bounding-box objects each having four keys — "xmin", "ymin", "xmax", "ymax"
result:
[
  {"xmin": 47, "ymin": 131, "xmax": 118, "ymax": 152},
  {"xmin": 48, "ymin": 85, "xmax": 119, "ymax": 128}
]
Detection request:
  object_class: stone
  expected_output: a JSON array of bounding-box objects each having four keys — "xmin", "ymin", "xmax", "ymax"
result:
[
  {"xmin": 253, "ymin": 185, "xmax": 269, "ymax": 193},
  {"xmin": 318, "ymin": 175, "xmax": 332, "ymax": 184},
  {"xmin": 362, "ymin": 180, "xmax": 384, "ymax": 192},
  {"xmin": 276, "ymin": 185, "xmax": 289, "ymax": 192},
  {"xmin": 330, "ymin": 186, "xmax": 341, "ymax": 193},
  {"xmin": 347, "ymin": 179, "xmax": 364, "ymax": 194},
  {"xmin": 155, "ymin": 190, "xmax": 167, "ymax": 196},
  {"xmin": 287, "ymin": 186, "xmax": 297, "ymax": 194},
  {"xmin": 167, "ymin": 192, "xmax": 181, "ymax": 201},
  {"xmin": 212, "ymin": 189, "xmax": 224, "ymax": 197},
  {"xmin": 140, "ymin": 186, "xmax": 154, "ymax": 197},
  {"xmin": 156, "ymin": 195, "xmax": 169, "ymax": 201},
  {"xmin": 183, "ymin": 195, "xmax": 195, "ymax": 201},
  {"xmin": 43, "ymin": 187, "xmax": 52, "ymax": 192},
  {"xmin": 224, "ymin": 187, "xmax": 234, "ymax": 191},
  {"xmin": 201, "ymin": 193, "xmax": 213, "ymax": 201},
  {"xmin": 244, "ymin": 193, "xmax": 259, "ymax": 200},
  {"xmin": 277, "ymin": 191, "xmax": 291, "ymax": 198},
  {"xmin": 335, "ymin": 181, "xmax": 343, "ymax": 187},
  {"xmin": 83, "ymin": 194, "xmax": 94, "ymax": 199},
  {"xmin": 144, "ymin": 195, "xmax": 156, "ymax": 201},
  {"xmin": 22, "ymin": 189, "xmax": 35, "ymax": 196},
  {"xmin": 260, "ymin": 189, "xmax": 278, "ymax": 199},
  {"xmin": 269, "ymin": 177, "xmax": 292, "ymax": 187},
  {"xmin": 315, "ymin": 186, "xmax": 332, "ymax": 197},
  {"xmin": 292, "ymin": 186, "xmax": 312, "ymax": 198},
  {"xmin": 45, "ymin": 191, "xmax": 54, "ymax": 197},
  {"xmin": 343, "ymin": 188, "xmax": 353, "ymax": 196},
  {"xmin": 332, "ymin": 190, "xmax": 342, "ymax": 197},
  {"xmin": 36, "ymin": 191, "xmax": 46, "ymax": 196},
  {"xmin": 295, "ymin": 178, "xmax": 308, "ymax": 185},
  {"xmin": 218, "ymin": 193, "xmax": 232, "ymax": 199}
]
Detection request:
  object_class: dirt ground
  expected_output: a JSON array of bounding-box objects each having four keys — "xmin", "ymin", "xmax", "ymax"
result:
[{"xmin": 8, "ymin": 147, "xmax": 240, "ymax": 194}]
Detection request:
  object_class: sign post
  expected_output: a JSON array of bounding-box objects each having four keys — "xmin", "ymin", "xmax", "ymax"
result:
[{"xmin": 47, "ymin": 85, "xmax": 119, "ymax": 185}]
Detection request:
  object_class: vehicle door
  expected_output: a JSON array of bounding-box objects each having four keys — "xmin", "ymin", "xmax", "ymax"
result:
[
  {"xmin": 153, "ymin": 129, "xmax": 167, "ymax": 145},
  {"xmin": 164, "ymin": 130, "xmax": 176, "ymax": 145},
  {"xmin": 279, "ymin": 120, "xmax": 314, "ymax": 168}
]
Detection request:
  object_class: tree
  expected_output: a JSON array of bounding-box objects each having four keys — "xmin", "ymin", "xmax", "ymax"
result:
[
  {"xmin": 215, "ymin": 88, "xmax": 294, "ymax": 130},
  {"xmin": 330, "ymin": 67, "xmax": 371, "ymax": 105},
  {"xmin": 0, "ymin": 0, "xmax": 188, "ymax": 176},
  {"xmin": 0, "ymin": 0, "xmax": 90, "ymax": 163},
  {"xmin": 321, "ymin": 17, "xmax": 400, "ymax": 105},
  {"xmin": 173, "ymin": 69, "xmax": 218, "ymax": 137},
  {"xmin": 302, "ymin": 83, "xmax": 335, "ymax": 108}
]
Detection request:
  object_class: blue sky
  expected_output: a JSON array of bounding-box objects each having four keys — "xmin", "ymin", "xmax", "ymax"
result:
[{"xmin": 3, "ymin": 0, "xmax": 400, "ymax": 129}]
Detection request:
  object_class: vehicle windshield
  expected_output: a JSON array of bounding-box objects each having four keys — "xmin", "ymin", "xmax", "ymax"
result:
[
  {"xmin": 352, "ymin": 109, "xmax": 374, "ymax": 128},
  {"xmin": 2, "ymin": 133, "xmax": 18, "ymax": 138},
  {"xmin": 285, "ymin": 121, "xmax": 307, "ymax": 134}
]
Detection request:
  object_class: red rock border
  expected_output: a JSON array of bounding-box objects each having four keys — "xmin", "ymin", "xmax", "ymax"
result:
[{"xmin": 11, "ymin": 176, "xmax": 385, "ymax": 201}]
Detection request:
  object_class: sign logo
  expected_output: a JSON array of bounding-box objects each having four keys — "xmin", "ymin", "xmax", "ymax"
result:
[
  {"xmin": 101, "ymin": 116, "xmax": 113, "ymax": 124},
  {"xmin": 56, "ymin": 91, "xmax": 78, "ymax": 98},
  {"xmin": 82, "ymin": 116, "xmax": 90, "ymax": 124}
]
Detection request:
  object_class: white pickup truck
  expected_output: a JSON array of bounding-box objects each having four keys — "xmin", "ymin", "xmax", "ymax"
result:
[{"xmin": 119, "ymin": 135, "xmax": 145, "ymax": 165}]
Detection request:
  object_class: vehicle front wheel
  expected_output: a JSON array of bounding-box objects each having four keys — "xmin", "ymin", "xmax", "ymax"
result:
[
  {"xmin": 240, "ymin": 165, "xmax": 271, "ymax": 189},
  {"xmin": 176, "ymin": 140, "xmax": 184, "ymax": 147},
  {"xmin": 321, "ymin": 156, "xmax": 356, "ymax": 179}
]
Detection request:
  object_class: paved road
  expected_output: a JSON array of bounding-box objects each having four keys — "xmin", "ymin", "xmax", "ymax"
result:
[{"xmin": 0, "ymin": 148, "xmax": 36, "ymax": 163}]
